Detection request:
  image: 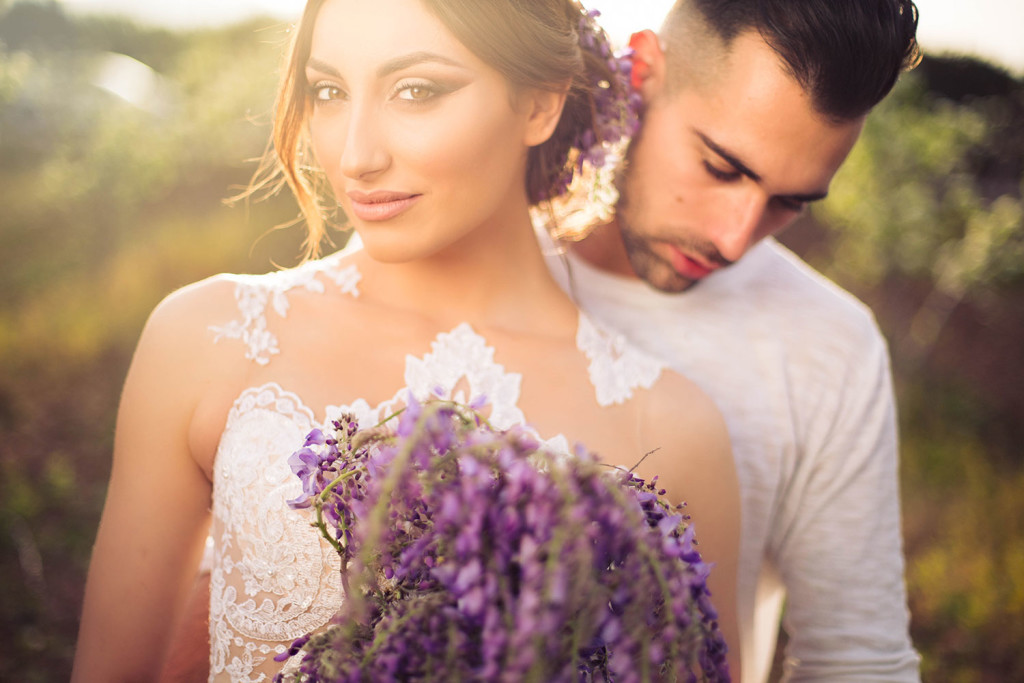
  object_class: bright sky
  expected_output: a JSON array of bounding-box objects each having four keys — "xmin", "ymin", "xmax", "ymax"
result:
[{"xmin": 59, "ymin": 0, "xmax": 1024, "ymax": 74}]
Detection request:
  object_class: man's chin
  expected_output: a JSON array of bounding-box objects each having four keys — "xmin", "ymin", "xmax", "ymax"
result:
[
  {"xmin": 637, "ymin": 268, "xmax": 699, "ymax": 294},
  {"xmin": 647, "ymin": 278, "xmax": 698, "ymax": 294},
  {"xmin": 621, "ymin": 236, "xmax": 702, "ymax": 294}
]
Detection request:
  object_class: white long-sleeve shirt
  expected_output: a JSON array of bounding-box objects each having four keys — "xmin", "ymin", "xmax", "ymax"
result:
[{"xmin": 542, "ymin": 235, "xmax": 921, "ymax": 683}]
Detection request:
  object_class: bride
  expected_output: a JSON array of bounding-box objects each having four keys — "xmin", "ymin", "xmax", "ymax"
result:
[{"xmin": 72, "ymin": 0, "xmax": 741, "ymax": 680}]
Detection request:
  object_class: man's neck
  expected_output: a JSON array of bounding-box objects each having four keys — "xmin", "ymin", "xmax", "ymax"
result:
[{"xmin": 569, "ymin": 220, "xmax": 639, "ymax": 279}]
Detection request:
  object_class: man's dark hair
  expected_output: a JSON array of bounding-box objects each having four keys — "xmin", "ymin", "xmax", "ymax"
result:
[{"xmin": 664, "ymin": 0, "xmax": 920, "ymax": 121}]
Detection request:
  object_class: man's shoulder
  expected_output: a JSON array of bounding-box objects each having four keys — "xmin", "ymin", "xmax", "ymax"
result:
[
  {"xmin": 744, "ymin": 240, "xmax": 866, "ymax": 308},
  {"xmin": 733, "ymin": 239, "xmax": 883, "ymax": 341}
]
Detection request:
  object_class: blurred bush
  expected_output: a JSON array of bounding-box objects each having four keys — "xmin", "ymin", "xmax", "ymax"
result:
[{"xmin": 0, "ymin": 3, "xmax": 310, "ymax": 680}]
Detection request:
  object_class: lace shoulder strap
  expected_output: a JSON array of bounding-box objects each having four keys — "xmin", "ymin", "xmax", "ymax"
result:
[
  {"xmin": 208, "ymin": 256, "xmax": 361, "ymax": 365},
  {"xmin": 577, "ymin": 313, "xmax": 666, "ymax": 407}
]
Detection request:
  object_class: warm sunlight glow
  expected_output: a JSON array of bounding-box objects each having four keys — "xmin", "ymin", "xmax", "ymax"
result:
[{"xmin": 58, "ymin": 0, "xmax": 1024, "ymax": 73}]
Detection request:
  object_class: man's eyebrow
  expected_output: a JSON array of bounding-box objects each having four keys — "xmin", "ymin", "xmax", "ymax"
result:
[
  {"xmin": 696, "ymin": 130, "xmax": 761, "ymax": 183},
  {"xmin": 305, "ymin": 52, "xmax": 465, "ymax": 80},
  {"xmin": 696, "ymin": 129, "xmax": 829, "ymax": 203}
]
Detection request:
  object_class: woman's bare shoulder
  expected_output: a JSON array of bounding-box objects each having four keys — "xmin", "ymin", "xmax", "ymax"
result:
[
  {"xmin": 124, "ymin": 274, "xmax": 253, "ymax": 418},
  {"xmin": 648, "ymin": 369, "xmax": 729, "ymax": 445},
  {"xmin": 135, "ymin": 274, "xmax": 243, "ymax": 366},
  {"xmin": 118, "ymin": 275, "xmax": 257, "ymax": 473},
  {"xmin": 633, "ymin": 369, "xmax": 735, "ymax": 499}
]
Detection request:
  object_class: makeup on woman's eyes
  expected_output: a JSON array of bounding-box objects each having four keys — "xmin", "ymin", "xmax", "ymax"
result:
[
  {"xmin": 305, "ymin": 52, "xmax": 470, "ymax": 107},
  {"xmin": 305, "ymin": 74, "xmax": 465, "ymax": 107},
  {"xmin": 389, "ymin": 77, "xmax": 462, "ymax": 103}
]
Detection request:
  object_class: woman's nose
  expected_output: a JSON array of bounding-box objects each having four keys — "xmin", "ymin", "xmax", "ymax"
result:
[{"xmin": 338, "ymin": 103, "xmax": 390, "ymax": 180}]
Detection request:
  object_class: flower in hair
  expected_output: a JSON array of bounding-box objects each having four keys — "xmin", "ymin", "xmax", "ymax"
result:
[
  {"xmin": 575, "ymin": 9, "xmax": 642, "ymax": 168},
  {"xmin": 541, "ymin": 6, "xmax": 643, "ymax": 236}
]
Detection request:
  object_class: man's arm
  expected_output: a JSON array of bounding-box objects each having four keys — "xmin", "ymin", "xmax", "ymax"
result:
[{"xmin": 773, "ymin": 322, "xmax": 920, "ymax": 681}]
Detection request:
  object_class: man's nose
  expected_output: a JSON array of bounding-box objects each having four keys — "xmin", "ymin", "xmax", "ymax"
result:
[{"xmin": 712, "ymin": 191, "xmax": 768, "ymax": 263}]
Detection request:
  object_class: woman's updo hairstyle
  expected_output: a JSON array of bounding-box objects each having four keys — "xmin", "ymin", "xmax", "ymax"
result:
[{"xmin": 262, "ymin": 0, "xmax": 635, "ymax": 258}]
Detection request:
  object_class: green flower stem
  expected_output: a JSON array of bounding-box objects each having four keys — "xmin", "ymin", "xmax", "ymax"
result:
[{"xmin": 315, "ymin": 468, "xmax": 363, "ymax": 554}]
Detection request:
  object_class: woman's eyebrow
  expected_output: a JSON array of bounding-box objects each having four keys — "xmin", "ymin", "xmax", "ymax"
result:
[
  {"xmin": 305, "ymin": 51, "xmax": 465, "ymax": 79},
  {"xmin": 375, "ymin": 51, "xmax": 465, "ymax": 78},
  {"xmin": 306, "ymin": 57, "xmax": 342, "ymax": 77}
]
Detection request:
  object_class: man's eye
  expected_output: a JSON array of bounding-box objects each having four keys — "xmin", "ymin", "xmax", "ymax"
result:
[
  {"xmin": 778, "ymin": 198, "xmax": 807, "ymax": 212},
  {"xmin": 703, "ymin": 160, "xmax": 741, "ymax": 182}
]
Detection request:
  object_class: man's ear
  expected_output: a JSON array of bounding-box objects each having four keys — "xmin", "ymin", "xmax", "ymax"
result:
[
  {"xmin": 628, "ymin": 29, "xmax": 666, "ymax": 99},
  {"xmin": 522, "ymin": 86, "xmax": 569, "ymax": 147}
]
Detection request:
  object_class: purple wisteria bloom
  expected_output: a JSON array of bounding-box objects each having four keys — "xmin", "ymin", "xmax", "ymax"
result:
[
  {"xmin": 539, "ymin": 8, "xmax": 642, "ymax": 202},
  {"xmin": 274, "ymin": 396, "xmax": 731, "ymax": 682}
]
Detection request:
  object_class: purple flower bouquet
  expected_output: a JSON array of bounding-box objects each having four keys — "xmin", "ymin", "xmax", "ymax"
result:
[{"xmin": 276, "ymin": 397, "xmax": 730, "ymax": 682}]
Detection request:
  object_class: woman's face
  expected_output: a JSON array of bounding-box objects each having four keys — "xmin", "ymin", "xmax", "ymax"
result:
[{"xmin": 306, "ymin": 0, "xmax": 543, "ymax": 263}]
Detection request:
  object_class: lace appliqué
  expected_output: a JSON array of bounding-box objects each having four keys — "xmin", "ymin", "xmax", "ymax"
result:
[
  {"xmin": 577, "ymin": 313, "xmax": 664, "ymax": 406},
  {"xmin": 209, "ymin": 385, "xmax": 343, "ymax": 683},
  {"xmin": 209, "ymin": 259, "xmax": 361, "ymax": 366},
  {"xmin": 403, "ymin": 323, "xmax": 525, "ymax": 428}
]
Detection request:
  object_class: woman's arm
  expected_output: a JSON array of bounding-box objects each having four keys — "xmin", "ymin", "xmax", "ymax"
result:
[{"xmin": 72, "ymin": 286, "xmax": 225, "ymax": 682}]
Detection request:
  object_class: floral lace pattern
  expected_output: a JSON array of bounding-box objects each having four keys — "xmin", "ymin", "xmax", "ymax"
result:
[
  {"xmin": 207, "ymin": 256, "xmax": 665, "ymax": 682},
  {"xmin": 209, "ymin": 258, "xmax": 361, "ymax": 366},
  {"xmin": 577, "ymin": 313, "xmax": 664, "ymax": 407},
  {"xmin": 209, "ymin": 385, "xmax": 341, "ymax": 682}
]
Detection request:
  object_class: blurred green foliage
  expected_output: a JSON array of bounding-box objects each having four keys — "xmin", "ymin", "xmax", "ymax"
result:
[
  {"xmin": 816, "ymin": 71, "xmax": 1024, "ymax": 360},
  {"xmin": 0, "ymin": 2, "xmax": 1022, "ymax": 681},
  {"xmin": 0, "ymin": 3, "xmax": 308, "ymax": 680}
]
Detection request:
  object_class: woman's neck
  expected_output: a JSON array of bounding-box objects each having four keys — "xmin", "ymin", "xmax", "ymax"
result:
[{"xmin": 353, "ymin": 210, "xmax": 577, "ymax": 339}]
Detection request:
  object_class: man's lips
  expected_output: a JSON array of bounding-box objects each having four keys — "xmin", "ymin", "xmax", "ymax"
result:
[
  {"xmin": 665, "ymin": 245, "xmax": 718, "ymax": 280},
  {"xmin": 346, "ymin": 190, "xmax": 422, "ymax": 222}
]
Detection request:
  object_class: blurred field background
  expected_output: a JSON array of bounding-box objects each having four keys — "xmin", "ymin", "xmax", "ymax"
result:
[{"xmin": 0, "ymin": 1, "xmax": 1021, "ymax": 681}]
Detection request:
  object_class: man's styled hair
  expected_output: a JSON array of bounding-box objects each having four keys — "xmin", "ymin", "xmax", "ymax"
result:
[{"xmin": 662, "ymin": 0, "xmax": 921, "ymax": 121}]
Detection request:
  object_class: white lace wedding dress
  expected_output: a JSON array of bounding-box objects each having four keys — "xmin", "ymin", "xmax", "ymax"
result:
[{"xmin": 205, "ymin": 253, "xmax": 666, "ymax": 682}]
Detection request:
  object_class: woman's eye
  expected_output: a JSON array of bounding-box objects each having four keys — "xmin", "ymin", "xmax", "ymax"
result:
[
  {"xmin": 395, "ymin": 81, "xmax": 438, "ymax": 102},
  {"xmin": 311, "ymin": 83, "xmax": 345, "ymax": 102}
]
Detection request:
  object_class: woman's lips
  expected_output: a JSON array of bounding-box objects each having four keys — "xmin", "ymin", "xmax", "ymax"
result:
[
  {"xmin": 666, "ymin": 245, "xmax": 716, "ymax": 280},
  {"xmin": 347, "ymin": 191, "xmax": 422, "ymax": 222}
]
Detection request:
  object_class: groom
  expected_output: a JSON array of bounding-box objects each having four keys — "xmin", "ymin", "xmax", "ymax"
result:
[{"xmin": 544, "ymin": 0, "xmax": 922, "ymax": 681}]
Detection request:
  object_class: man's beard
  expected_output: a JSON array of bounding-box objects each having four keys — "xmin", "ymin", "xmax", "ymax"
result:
[
  {"xmin": 614, "ymin": 157, "xmax": 731, "ymax": 294},
  {"xmin": 610, "ymin": 153, "xmax": 691, "ymax": 293},
  {"xmin": 617, "ymin": 216, "xmax": 699, "ymax": 293}
]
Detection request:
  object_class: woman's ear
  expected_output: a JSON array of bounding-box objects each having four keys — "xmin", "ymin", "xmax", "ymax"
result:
[
  {"xmin": 628, "ymin": 29, "xmax": 666, "ymax": 99},
  {"xmin": 522, "ymin": 86, "xmax": 569, "ymax": 147}
]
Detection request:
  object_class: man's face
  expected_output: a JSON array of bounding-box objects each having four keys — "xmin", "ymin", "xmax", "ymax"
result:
[{"xmin": 616, "ymin": 31, "xmax": 866, "ymax": 292}]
